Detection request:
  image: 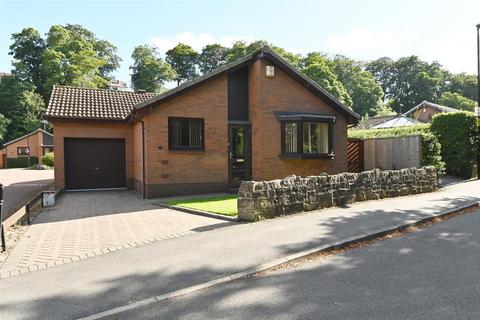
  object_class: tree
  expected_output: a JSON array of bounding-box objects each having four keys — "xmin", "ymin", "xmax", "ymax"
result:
[
  {"xmin": 0, "ymin": 76, "xmax": 45, "ymax": 142},
  {"xmin": 130, "ymin": 45, "xmax": 176, "ymax": 92},
  {"xmin": 0, "ymin": 114, "xmax": 9, "ymax": 142},
  {"xmin": 366, "ymin": 56, "xmax": 447, "ymax": 113},
  {"xmin": 198, "ymin": 44, "xmax": 228, "ymax": 74},
  {"xmin": 445, "ymin": 73, "xmax": 478, "ymax": 101},
  {"xmin": 438, "ymin": 92, "xmax": 476, "ymax": 112},
  {"xmin": 371, "ymin": 103, "xmax": 396, "ymax": 116},
  {"xmin": 40, "ymin": 24, "xmax": 121, "ymax": 95},
  {"xmin": 301, "ymin": 53, "xmax": 352, "ymax": 107},
  {"xmin": 166, "ymin": 43, "xmax": 199, "ymax": 85},
  {"xmin": 329, "ymin": 55, "xmax": 384, "ymax": 116},
  {"xmin": 9, "ymin": 27, "xmax": 46, "ymax": 96}
]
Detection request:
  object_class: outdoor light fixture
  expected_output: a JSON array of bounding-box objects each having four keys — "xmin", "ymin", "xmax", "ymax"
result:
[{"xmin": 266, "ymin": 65, "xmax": 275, "ymax": 77}]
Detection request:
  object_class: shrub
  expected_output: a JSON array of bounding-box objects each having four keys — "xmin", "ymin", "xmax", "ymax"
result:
[
  {"xmin": 430, "ymin": 111, "xmax": 477, "ymax": 178},
  {"xmin": 41, "ymin": 152, "xmax": 54, "ymax": 167},
  {"xmin": 348, "ymin": 124, "xmax": 445, "ymax": 174},
  {"xmin": 6, "ymin": 156, "xmax": 39, "ymax": 168}
]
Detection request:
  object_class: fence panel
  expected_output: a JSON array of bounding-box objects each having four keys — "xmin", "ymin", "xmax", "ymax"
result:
[
  {"xmin": 363, "ymin": 135, "xmax": 421, "ymax": 171},
  {"xmin": 347, "ymin": 138, "xmax": 364, "ymax": 172}
]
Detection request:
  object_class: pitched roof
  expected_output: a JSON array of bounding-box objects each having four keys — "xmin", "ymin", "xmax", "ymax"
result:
[
  {"xmin": 372, "ymin": 115, "xmax": 422, "ymax": 129},
  {"xmin": 403, "ymin": 100, "xmax": 458, "ymax": 116},
  {"xmin": 131, "ymin": 46, "xmax": 360, "ymax": 124},
  {"xmin": 355, "ymin": 115, "xmax": 398, "ymax": 129},
  {"xmin": 2, "ymin": 128, "xmax": 52, "ymax": 147},
  {"xmin": 46, "ymin": 85, "xmax": 156, "ymax": 121}
]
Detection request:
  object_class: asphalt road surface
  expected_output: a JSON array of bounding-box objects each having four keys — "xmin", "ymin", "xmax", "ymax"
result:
[{"xmin": 105, "ymin": 209, "xmax": 480, "ymax": 320}]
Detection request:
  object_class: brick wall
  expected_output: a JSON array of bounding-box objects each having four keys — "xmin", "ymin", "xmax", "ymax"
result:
[
  {"xmin": 143, "ymin": 75, "xmax": 229, "ymax": 197},
  {"xmin": 51, "ymin": 119, "xmax": 134, "ymax": 190},
  {"xmin": 412, "ymin": 106, "xmax": 441, "ymax": 123},
  {"xmin": 248, "ymin": 59, "xmax": 348, "ymax": 181}
]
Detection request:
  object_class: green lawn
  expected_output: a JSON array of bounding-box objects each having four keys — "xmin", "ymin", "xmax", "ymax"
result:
[{"xmin": 164, "ymin": 194, "xmax": 238, "ymax": 216}]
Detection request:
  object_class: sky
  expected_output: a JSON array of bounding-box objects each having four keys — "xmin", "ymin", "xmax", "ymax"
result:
[{"xmin": 1, "ymin": 0, "xmax": 480, "ymax": 88}]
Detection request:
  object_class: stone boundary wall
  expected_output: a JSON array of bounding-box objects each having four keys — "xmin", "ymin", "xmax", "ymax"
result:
[{"xmin": 238, "ymin": 166, "xmax": 438, "ymax": 221}]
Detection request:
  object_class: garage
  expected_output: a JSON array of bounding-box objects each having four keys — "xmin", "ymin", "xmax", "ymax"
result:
[{"xmin": 64, "ymin": 138, "xmax": 126, "ymax": 190}]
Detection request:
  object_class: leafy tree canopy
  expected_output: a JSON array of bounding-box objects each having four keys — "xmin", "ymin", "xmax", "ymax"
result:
[
  {"xmin": 130, "ymin": 44, "xmax": 176, "ymax": 93},
  {"xmin": 166, "ymin": 43, "xmax": 199, "ymax": 85},
  {"xmin": 328, "ymin": 55, "xmax": 384, "ymax": 116},
  {"xmin": 198, "ymin": 44, "xmax": 229, "ymax": 74},
  {"xmin": 438, "ymin": 91, "xmax": 476, "ymax": 112},
  {"xmin": 0, "ymin": 76, "xmax": 45, "ymax": 143},
  {"xmin": 301, "ymin": 53, "xmax": 352, "ymax": 107}
]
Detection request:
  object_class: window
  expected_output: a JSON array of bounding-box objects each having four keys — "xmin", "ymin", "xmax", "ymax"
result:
[
  {"xmin": 17, "ymin": 147, "xmax": 30, "ymax": 155},
  {"xmin": 168, "ymin": 117, "xmax": 204, "ymax": 151},
  {"xmin": 281, "ymin": 120, "xmax": 333, "ymax": 158}
]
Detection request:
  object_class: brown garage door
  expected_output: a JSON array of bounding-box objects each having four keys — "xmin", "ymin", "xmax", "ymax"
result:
[{"xmin": 64, "ymin": 138, "xmax": 126, "ymax": 190}]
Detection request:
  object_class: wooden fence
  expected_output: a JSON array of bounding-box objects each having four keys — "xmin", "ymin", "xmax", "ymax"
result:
[
  {"xmin": 363, "ymin": 135, "xmax": 421, "ymax": 171},
  {"xmin": 347, "ymin": 138, "xmax": 364, "ymax": 172}
]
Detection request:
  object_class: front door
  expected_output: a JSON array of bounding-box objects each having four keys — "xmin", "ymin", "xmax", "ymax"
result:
[{"xmin": 228, "ymin": 124, "xmax": 252, "ymax": 188}]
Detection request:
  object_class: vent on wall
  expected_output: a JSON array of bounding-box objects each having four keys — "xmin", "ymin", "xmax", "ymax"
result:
[{"xmin": 266, "ymin": 66, "xmax": 275, "ymax": 77}]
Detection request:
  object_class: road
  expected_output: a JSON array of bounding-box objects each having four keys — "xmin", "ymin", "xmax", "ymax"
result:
[
  {"xmin": 0, "ymin": 168, "xmax": 53, "ymax": 219},
  {"xmin": 107, "ymin": 209, "xmax": 480, "ymax": 320}
]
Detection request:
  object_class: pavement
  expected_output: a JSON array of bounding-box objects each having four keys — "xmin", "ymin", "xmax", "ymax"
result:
[
  {"xmin": 0, "ymin": 168, "xmax": 54, "ymax": 219},
  {"xmin": 0, "ymin": 179, "xmax": 479, "ymax": 319},
  {"xmin": 111, "ymin": 207, "xmax": 480, "ymax": 320},
  {"xmin": 0, "ymin": 191, "xmax": 229, "ymax": 276}
]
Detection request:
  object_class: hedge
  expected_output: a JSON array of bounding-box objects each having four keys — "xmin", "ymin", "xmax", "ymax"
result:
[
  {"xmin": 41, "ymin": 152, "xmax": 54, "ymax": 167},
  {"xmin": 6, "ymin": 156, "xmax": 39, "ymax": 168},
  {"xmin": 348, "ymin": 124, "xmax": 445, "ymax": 174},
  {"xmin": 430, "ymin": 111, "xmax": 477, "ymax": 178}
]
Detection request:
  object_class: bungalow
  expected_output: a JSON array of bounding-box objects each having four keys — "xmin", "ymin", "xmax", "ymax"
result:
[
  {"xmin": 403, "ymin": 100, "xmax": 457, "ymax": 123},
  {"xmin": 46, "ymin": 46, "xmax": 360, "ymax": 198},
  {"xmin": 0, "ymin": 128, "xmax": 53, "ymax": 168}
]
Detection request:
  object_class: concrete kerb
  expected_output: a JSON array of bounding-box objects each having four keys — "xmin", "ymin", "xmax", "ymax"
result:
[
  {"xmin": 77, "ymin": 200, "xmax": 480, "ymax": 320},
  {"xmin": 155, "ymin": 201, "xmax": 238, "ymax": 222}
]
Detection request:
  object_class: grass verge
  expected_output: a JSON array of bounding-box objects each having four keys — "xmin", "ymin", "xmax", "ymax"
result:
[{"xmin": 164, "ymin": 194, "xmax": 238, "ymax": 216}]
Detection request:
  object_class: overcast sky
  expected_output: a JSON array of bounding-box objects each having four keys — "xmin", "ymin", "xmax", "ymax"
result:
[{"xmin": 1, "ymin": 0, "xmax": 479, "ymax": 88}]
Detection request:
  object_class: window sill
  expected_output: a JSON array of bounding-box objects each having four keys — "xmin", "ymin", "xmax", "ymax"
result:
[
  {"xmin": 168, "ymin": 148, "xmax": 205, "ymax": 152},
  {"xmin": 279, "ymin": 153, "xmax": 335, "ymax": 160}
]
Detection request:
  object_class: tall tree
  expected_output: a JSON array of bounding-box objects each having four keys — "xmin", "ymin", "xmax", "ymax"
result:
[
  {"xmin": 0, "ymin": 76, "xmax": 45, "ymax": 142},
  {"xmin": 301, "ymin": 53, "xmax": 352, "ymax": 107},
  {"xmin": 329, "ymin": 55, "xmax": 384, "ymax": 116},
  {"xmin": 438, "ymin": 92, "xmax": 476, "ymax": 111},
  {"xmin": 130, "ymin": 45, "xmax": 176, "ymax": 92},
  {"xmin": 165, "ymin": 43, "xmax": 199, "ymax": 85},
  {"xmin": 367, "ymin": 56, "xmax": 447, "ymax": 113},
  {"xmin": 9, "ymin": 27, "xmax": 46, "ymax": 95},
  {"xmin": 198, "ymin": 44, "xmax": 228, "ymax": 74},
  {"xmin": 445, "ymin": 73, "xmax": 478, "ymax": 101}
]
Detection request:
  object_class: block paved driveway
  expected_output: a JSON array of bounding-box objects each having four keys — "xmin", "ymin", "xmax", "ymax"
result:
[
  {"xmin": 0, "ymin": 168, "xmax": 54, "ymax": 219},
  {"xmin": 0, "ymin": 191, "xmax": 230, "ymax": 277}
]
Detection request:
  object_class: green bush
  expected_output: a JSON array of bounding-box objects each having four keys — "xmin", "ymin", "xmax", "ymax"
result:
[
  {"xmin": 430, "ymin": 111, "xmax": 477, "ymax": 178},
  {"xmin": 348, "ymin": 124, "xmax": 445, "ymax": 174},
  {"xmin": 6, "ymin": 156, "xmax": 39, "ymax": 168},
  {"xmin": 41, "ymin": 152, "xmax": 54, "ymax": 167}
]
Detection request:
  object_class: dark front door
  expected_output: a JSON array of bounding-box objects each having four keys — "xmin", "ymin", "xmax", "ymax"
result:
[
  {"xmin": 64, "ymin": 138, "xmax": 126, "ymax": 190},
  {"xmin": 228, "ymin": 124, "xmax": 252, "ymax": 188}
]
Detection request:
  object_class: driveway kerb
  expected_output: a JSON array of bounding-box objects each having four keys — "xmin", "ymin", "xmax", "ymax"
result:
[
  {"xmin": 77, "ymin": 200, "xmax": 480, "ymax": 320},
  {"xmin": 155, "ymin": 202, "xmax": 238, "ymax": 222}
]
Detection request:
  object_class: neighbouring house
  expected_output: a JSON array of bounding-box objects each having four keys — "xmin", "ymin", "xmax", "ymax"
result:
[
  {"xmin": 354, "ymin": 114, "xmax": 421, "ymax": 130},
  {"xmin": 0, "ymin": 128, "xmax": 54, "ymax": 168},
  {"xmin": 403, "ymin": 100, "xmax": 457, "ymax": 123},
  {"xmin": 46, "ymin": 46, "xmax": 360, "ymax": 198}
]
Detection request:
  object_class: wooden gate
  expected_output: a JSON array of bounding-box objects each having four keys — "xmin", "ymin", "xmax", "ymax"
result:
[{"xmin": 347, "ymin": 138, "xmax": 364, "ymax": 172}]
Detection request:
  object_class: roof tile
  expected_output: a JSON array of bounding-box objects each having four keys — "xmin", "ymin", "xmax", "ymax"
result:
[{"xmin": 46, "ymin": 86, "xmax": 157, "ymax": 121}]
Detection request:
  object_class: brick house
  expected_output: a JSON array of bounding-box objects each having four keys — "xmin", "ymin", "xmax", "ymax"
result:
[
  {"xmin": 403, "ymin": 100, "xmax": 457, "ymax": 123},
  {"xmin": 46, "ymin": 47, "xmax": 359, "ymax": 198},
  {"xmin": 0, "ymin": 128, "xmax": 53, "ymax": 168}
]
